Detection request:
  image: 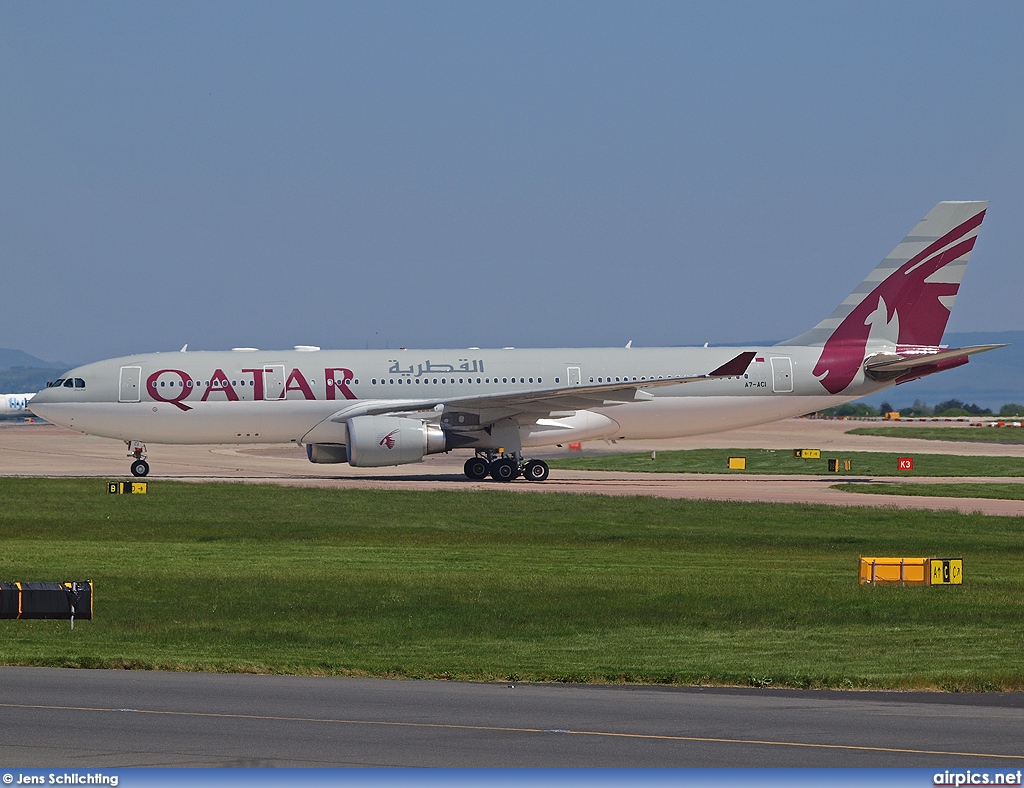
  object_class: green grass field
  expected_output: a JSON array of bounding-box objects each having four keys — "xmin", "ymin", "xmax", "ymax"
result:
[
  {"xmin": 834, "ymin": 483, "xmax": 1024, "ymax": 501},
  {"xmin": 1, "ymin": 479, "xmax": 1022, "ymax": 690},
  {"xmin": 548, "ymin": 448, "xmax": 1024, "ymax": 476},
  {"xmin": 848, "ymin": 426, "xmax": 1024, "ymax": 443}
]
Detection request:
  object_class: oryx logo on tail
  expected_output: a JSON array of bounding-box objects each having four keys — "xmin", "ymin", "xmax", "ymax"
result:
[{"xmin": 777, "ymin": 202, "xmax": 988, "ymax": 394}]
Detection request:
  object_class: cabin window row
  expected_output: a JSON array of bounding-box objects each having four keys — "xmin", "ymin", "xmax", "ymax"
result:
[
  {"xmin": 589, "ymin": 375, "xmax": 665, "ymax": 383},
  {"xmin": 369, "ymin": 377, "xmax": 547, "ymax": 386},
  {"xmin": 150, "ymin": 378, "xmax": 360, "ymax": 388}
]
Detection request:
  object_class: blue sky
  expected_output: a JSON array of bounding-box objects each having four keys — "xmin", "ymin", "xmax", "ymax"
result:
[{"xmin": 2, "ymin": 2, "xmax": 1022, "ymax": 363}]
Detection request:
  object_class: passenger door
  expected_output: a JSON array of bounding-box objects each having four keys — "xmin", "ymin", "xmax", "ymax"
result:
[{"xmin": 119, "ymin": 366, "xmax": 141, "ymax": 403}]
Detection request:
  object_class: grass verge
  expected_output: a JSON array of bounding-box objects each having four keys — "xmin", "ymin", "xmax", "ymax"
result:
[
  {"xmin": 833, "ymin": 483, "xmax": 1024, "ymax": 501},
  {"xmin": 549, "ymin": 448, "xmax": 1024, "ymax": 476},
  {"xmin": 0, "ymin": 479, "xmax": 1022, "ymax": 690},
  {"xmin": 847, "ymin": 426, "xmax": 1024, "ymax": 443}
]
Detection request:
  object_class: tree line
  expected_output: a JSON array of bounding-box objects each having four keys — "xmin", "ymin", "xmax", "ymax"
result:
[{"xmin": 818, "ymin": 399, "xmax": 1024, "ymax": 418}]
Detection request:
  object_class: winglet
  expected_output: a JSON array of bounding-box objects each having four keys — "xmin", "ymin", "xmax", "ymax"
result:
[{"xmin": 709, "ymin": 351, "xmax": 756, "ymax": 378}]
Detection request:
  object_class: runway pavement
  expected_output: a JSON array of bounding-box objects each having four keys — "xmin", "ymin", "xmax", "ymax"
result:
[
  {"xmin": 3, "ymin": 420, "xmax": 1024, "ymax": 515},
  {"xmin": 1, "ymin": 668, "xmax": 1023, "ymax": 768}
]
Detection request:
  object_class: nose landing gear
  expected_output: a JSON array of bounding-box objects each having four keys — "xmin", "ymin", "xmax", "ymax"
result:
[{"xmin": 127, "ymin": 441, "xmax": 150, "ymax": 477}]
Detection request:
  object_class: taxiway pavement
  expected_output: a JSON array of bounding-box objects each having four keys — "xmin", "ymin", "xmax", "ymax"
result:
[
  {"xmin": 3, "ymin": 420, "xmax": 1024, "ymax": 515},
  {"xmin": 2, "ymin": 668, "xmax": 1023, "ymax": 767}
]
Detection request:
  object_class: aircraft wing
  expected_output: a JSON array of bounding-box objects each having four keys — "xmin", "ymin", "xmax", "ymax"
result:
[
  {"xmin": 863, "ymin": 344, "xmax": 1006, "ymax": 381},
  {"xmin": 328, "ymin": 351, "xmax": 756, "ymax": 424}
]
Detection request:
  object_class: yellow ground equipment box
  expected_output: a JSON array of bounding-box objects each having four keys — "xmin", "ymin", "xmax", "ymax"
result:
[
  {"xmin": 793, "ymin": 449, "xmax": 821, "ymax": 459},
  {"xmin": 859, "ymin": 557, "xmax": 963, "ymax": 586},
  {"xmin": 108, "ymin": 481, "xmax": 148, "ymax": 494},
  {"xmin": 727, "ymin": 457, "xmax": 746, "ymax": 470}
]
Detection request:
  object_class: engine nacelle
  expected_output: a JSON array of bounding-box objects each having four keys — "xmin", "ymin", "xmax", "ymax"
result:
[
  {"xmin": 346, "ymin": 415, "xmax": 448, "ymax": 467},
  {"xmin": 305, "ymin": 443, "xmax": 348, "ymax": 464}
]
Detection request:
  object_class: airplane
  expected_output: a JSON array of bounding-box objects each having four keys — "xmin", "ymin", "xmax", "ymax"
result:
[
  {"xmin": 0, "ymin": 393, "xmax": 34, "ymax": 417},
  {"xmin": 29, "ymin": 201, "xmax": 1003, "ymax": 481}
]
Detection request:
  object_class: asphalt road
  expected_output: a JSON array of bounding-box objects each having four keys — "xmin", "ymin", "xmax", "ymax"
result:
[{"xmin": 1, "ymin": 668, "xmax": 1023, "ymax": 768}]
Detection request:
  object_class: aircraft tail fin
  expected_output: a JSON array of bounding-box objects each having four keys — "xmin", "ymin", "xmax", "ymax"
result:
[{"xmin": 777, "ymin": 201, "xmax": 988, "ymax": 394}]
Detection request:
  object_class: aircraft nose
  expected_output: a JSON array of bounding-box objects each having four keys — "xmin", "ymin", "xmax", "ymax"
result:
[{"xmin": 28, "ymin": 380, "xmax": 64, "ymax": 406}]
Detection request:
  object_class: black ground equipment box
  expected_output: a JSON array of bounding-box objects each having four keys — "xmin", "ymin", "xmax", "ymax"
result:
[{"xmin": 0, "ymin": 581, "xmax": 93, "ymax": 625}]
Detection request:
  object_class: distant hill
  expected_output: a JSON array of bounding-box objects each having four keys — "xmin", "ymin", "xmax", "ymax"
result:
[
  {"xmin": 0, "ymin": 348, "xmax": 65, "ymax": 370},
  {"xmin": 0, "ymin": 348, "xmax": 70, "ymax": 394},
  {"xmin": 0, "ymin": 367, "xmax": 62, "ymax": 394}
]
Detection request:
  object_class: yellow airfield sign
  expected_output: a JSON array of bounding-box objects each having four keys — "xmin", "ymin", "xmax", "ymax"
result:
[
  {"xmin": 930, "ymin": 558, "xmax": 963, "ymax": 585},
  {"xmin": 108, "ymin": 481, "xmax": 148, "ymax": 494}
]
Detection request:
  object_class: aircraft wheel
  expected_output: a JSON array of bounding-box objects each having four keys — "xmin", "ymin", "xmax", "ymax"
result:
[
  {"xmin": 130, "ymin": 459, "xmax": 150, "ymax": 477},
  {"xmin": 523, "ymin": 460, "xmax": 549, "ymax": 482},
  {"xmin": 489, "ymin": 458, "xmax": 518, "ymax": 482},
  {"xmin": 464, "ymin": 457, "xmax": 489, "ymax": 480}
]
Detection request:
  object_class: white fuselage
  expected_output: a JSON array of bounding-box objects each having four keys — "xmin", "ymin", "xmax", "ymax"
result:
[
  {"xmin": 24, "ymin": 200, "xmax": 994, "ymax": 475},
  {"xmin": 29, "ymin": 345, "xmax": 882, "ymax": 450}
]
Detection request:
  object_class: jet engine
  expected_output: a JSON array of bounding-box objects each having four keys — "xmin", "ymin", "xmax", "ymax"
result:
[
  {"xmin": 305, "ymin": 443, "xmax": 348, "ymax": 464},
  {"xmin": 346, "ymin": 415, "xmax": 448, "ymax": 467}
]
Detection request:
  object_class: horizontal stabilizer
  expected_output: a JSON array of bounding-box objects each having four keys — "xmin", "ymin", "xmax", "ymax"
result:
[{"xmin": 863, "ymin": 344, "xmax": 1006, "ymax": 381}]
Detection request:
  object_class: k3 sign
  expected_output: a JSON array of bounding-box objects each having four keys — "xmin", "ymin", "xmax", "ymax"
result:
[{"xmin": 898, "ymin": 457, "xmax": 914, "ymax": 471}]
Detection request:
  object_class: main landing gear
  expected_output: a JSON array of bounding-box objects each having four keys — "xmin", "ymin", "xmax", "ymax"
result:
[
  {"xmin": 463, "ymin": 452, "xmax": 549, "ymax": 483},
  {"xmin": 127, "ymin": 441, "xmax": 150, "ymax": 477}
]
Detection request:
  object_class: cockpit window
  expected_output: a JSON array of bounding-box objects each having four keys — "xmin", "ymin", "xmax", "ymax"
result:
[
  {"xmin": 63, "ymin": 379, "xmax": 75, "ymax": 388},
  {"xmin": 51, "ymin": 379, "xmax": 65, "ymax": 387},
  {"xmin": 75, "ymin": 378, "xmax": 85, "ymax": 388}
]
